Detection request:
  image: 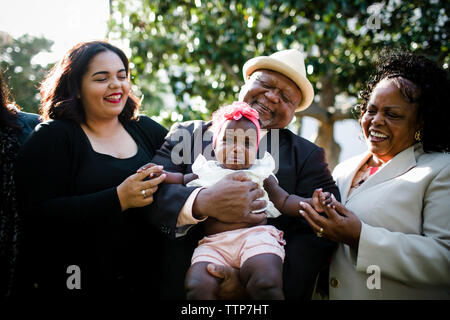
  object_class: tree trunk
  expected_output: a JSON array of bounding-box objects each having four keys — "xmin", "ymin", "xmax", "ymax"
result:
[
  {"xmin": 314, "ymin": 74, "xmax": 341, "ymax": 170},
  {"xmin": 315, "ymin": 120, "xmax": 341, "ymax": 171}
]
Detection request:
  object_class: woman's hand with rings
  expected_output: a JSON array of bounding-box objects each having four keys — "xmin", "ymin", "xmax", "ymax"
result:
[
  {"xmin": 299, "ymin": 189, "xmax": 362, "ymax": 249},
  {"xmin": 316, "ymin": 227, "xmax": 324, "ymax": 237},
  {"xmin": 117, "ymin": 164, "xmax": 166, "ymax": 211}
]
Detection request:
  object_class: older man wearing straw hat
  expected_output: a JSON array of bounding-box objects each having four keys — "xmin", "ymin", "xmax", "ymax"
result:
[{"xmin": 150, "ymin": 49, "xmax": 340, "ymax": 299}]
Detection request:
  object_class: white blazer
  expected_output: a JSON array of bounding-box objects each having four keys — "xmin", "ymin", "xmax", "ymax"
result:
[{"xmin": 329, "ymin": 144, "xmax": 450, "ymax": 299}]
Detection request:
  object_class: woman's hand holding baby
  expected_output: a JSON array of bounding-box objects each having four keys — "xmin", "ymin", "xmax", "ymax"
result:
[
  {"xmin": 117, "ymin": 165, "xmax": 166, "ymax": 211},
  {"xmin": 310, "ymin": 188, "xmax": 333, "ymax": 212}
]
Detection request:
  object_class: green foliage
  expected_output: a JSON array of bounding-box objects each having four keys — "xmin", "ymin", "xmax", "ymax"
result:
[
  {"xmin": 0, "ymin": 32, "xmax": 53, "ymax": 113},
  {"xmin": 108, "ymin": 0, "xmax": 449, "ymax": 128}
]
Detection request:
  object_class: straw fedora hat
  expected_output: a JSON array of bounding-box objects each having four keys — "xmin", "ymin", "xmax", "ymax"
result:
[{"xmin": 242, "ymin": 49, "xmax": 314, "ymax": 111}]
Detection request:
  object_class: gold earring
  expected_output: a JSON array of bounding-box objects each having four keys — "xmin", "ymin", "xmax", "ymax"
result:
[{"xmin": 414, "ymin": 130, "xmax": 422, "ymax": 142}]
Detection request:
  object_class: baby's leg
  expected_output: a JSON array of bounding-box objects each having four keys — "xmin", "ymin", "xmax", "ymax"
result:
[
  {"xmin": 240, "ymin": 253, "xmax": 284, "ymax": 299},
  {"xmin": 185, "ymin": 262, "xmax": 221, "ymax": 300}
]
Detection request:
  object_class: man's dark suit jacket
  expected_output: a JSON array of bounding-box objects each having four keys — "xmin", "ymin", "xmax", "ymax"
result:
[{"xmin": 150, "ymin": 120, "xmax": 340, "ymax": 300}]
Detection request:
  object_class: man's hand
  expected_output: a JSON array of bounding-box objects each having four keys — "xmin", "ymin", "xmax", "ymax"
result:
[
  {"xmin": 206, "ymin": 264, "xmax": 248, "ymax": 300},
  {"xmin": 192, "ymin": 171, "xmax": 267, "ymax": 224}
]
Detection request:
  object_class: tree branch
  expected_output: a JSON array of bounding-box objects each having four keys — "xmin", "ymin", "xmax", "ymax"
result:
[
  {"xmin": 296, "ymin": 103, "xmax": 355, "ymax": 123},
  {"xmin": 295, "ymin": 102, "xmax": 328, "ymax": 122},
  {"xmin": 330, "ymin": 104, "xmax": 355, "ymax": 122},
  {"xmin": 204, "ymin": 56, "xmax": 242, "ymax": 85},
  {"xmin": 220, "ymin": 59, "xmax": 241, "ymax": 84}
]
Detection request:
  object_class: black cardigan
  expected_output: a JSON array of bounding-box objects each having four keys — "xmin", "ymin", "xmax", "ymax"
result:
[{"xmin": 14, "ymin": 116, "xmax": 168, "ymax": 296}]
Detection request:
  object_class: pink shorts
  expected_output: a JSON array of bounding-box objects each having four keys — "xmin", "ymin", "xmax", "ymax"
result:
[{"xmin": 191, "ymin": 225, "xmax": 286, "ymax": 268}]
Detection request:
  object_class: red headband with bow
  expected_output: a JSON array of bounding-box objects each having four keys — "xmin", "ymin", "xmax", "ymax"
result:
[{"xmin": 213, "ymin": 101, "xmax": 261, "ymax": 149}]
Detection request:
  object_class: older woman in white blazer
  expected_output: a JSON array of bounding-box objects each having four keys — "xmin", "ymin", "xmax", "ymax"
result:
[{"xmin": 300, "ymin": 50, "xmax": 450, "ymax": 299}]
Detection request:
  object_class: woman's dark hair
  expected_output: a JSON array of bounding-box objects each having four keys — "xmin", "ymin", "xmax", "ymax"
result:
[
  {"xmin": 357, "ymin": 49, "xmax": 450, "ymax": 153},
  {"xmin": 0, "ymin": 70, "xmax": 20, "ymax": 130},
  {"xmin": 40, "ymin": 41, "xmax": 139, "ymax": 123}
]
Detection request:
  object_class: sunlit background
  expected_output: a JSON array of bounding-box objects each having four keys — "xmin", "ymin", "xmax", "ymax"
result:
[
  {"xmin": 0, "ymin": 0, "xmax": 109, "ymax": 65},
  {"xmin": 4, "ymin": 0, "xmax": 447, "ymax": 165}
]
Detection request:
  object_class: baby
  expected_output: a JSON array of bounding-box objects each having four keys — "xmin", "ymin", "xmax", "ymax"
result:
[{"xmin": 140, "ymin": 102, "xmax": 331, "ymax": 299}]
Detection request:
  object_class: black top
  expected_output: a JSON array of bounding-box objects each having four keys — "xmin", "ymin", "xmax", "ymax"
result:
[
  {"xmin": 15, "ymin": 111, "xmax": 40, "ymax": 145},
  {"xmin": 0, "ymin": 111, "xmax": 39, "ymax": 296},
  {"xmin": 14, "ymin": 116, "xmax": 168, "ymax": 296},
  {"xmin": 150, "ymin": 120, "xmax": 340, "ymax": 299}
]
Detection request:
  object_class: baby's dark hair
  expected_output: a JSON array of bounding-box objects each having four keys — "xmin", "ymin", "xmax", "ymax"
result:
[{"xmin": 357, "ymin": 49, "xmax": 450, "ymax": 153}]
